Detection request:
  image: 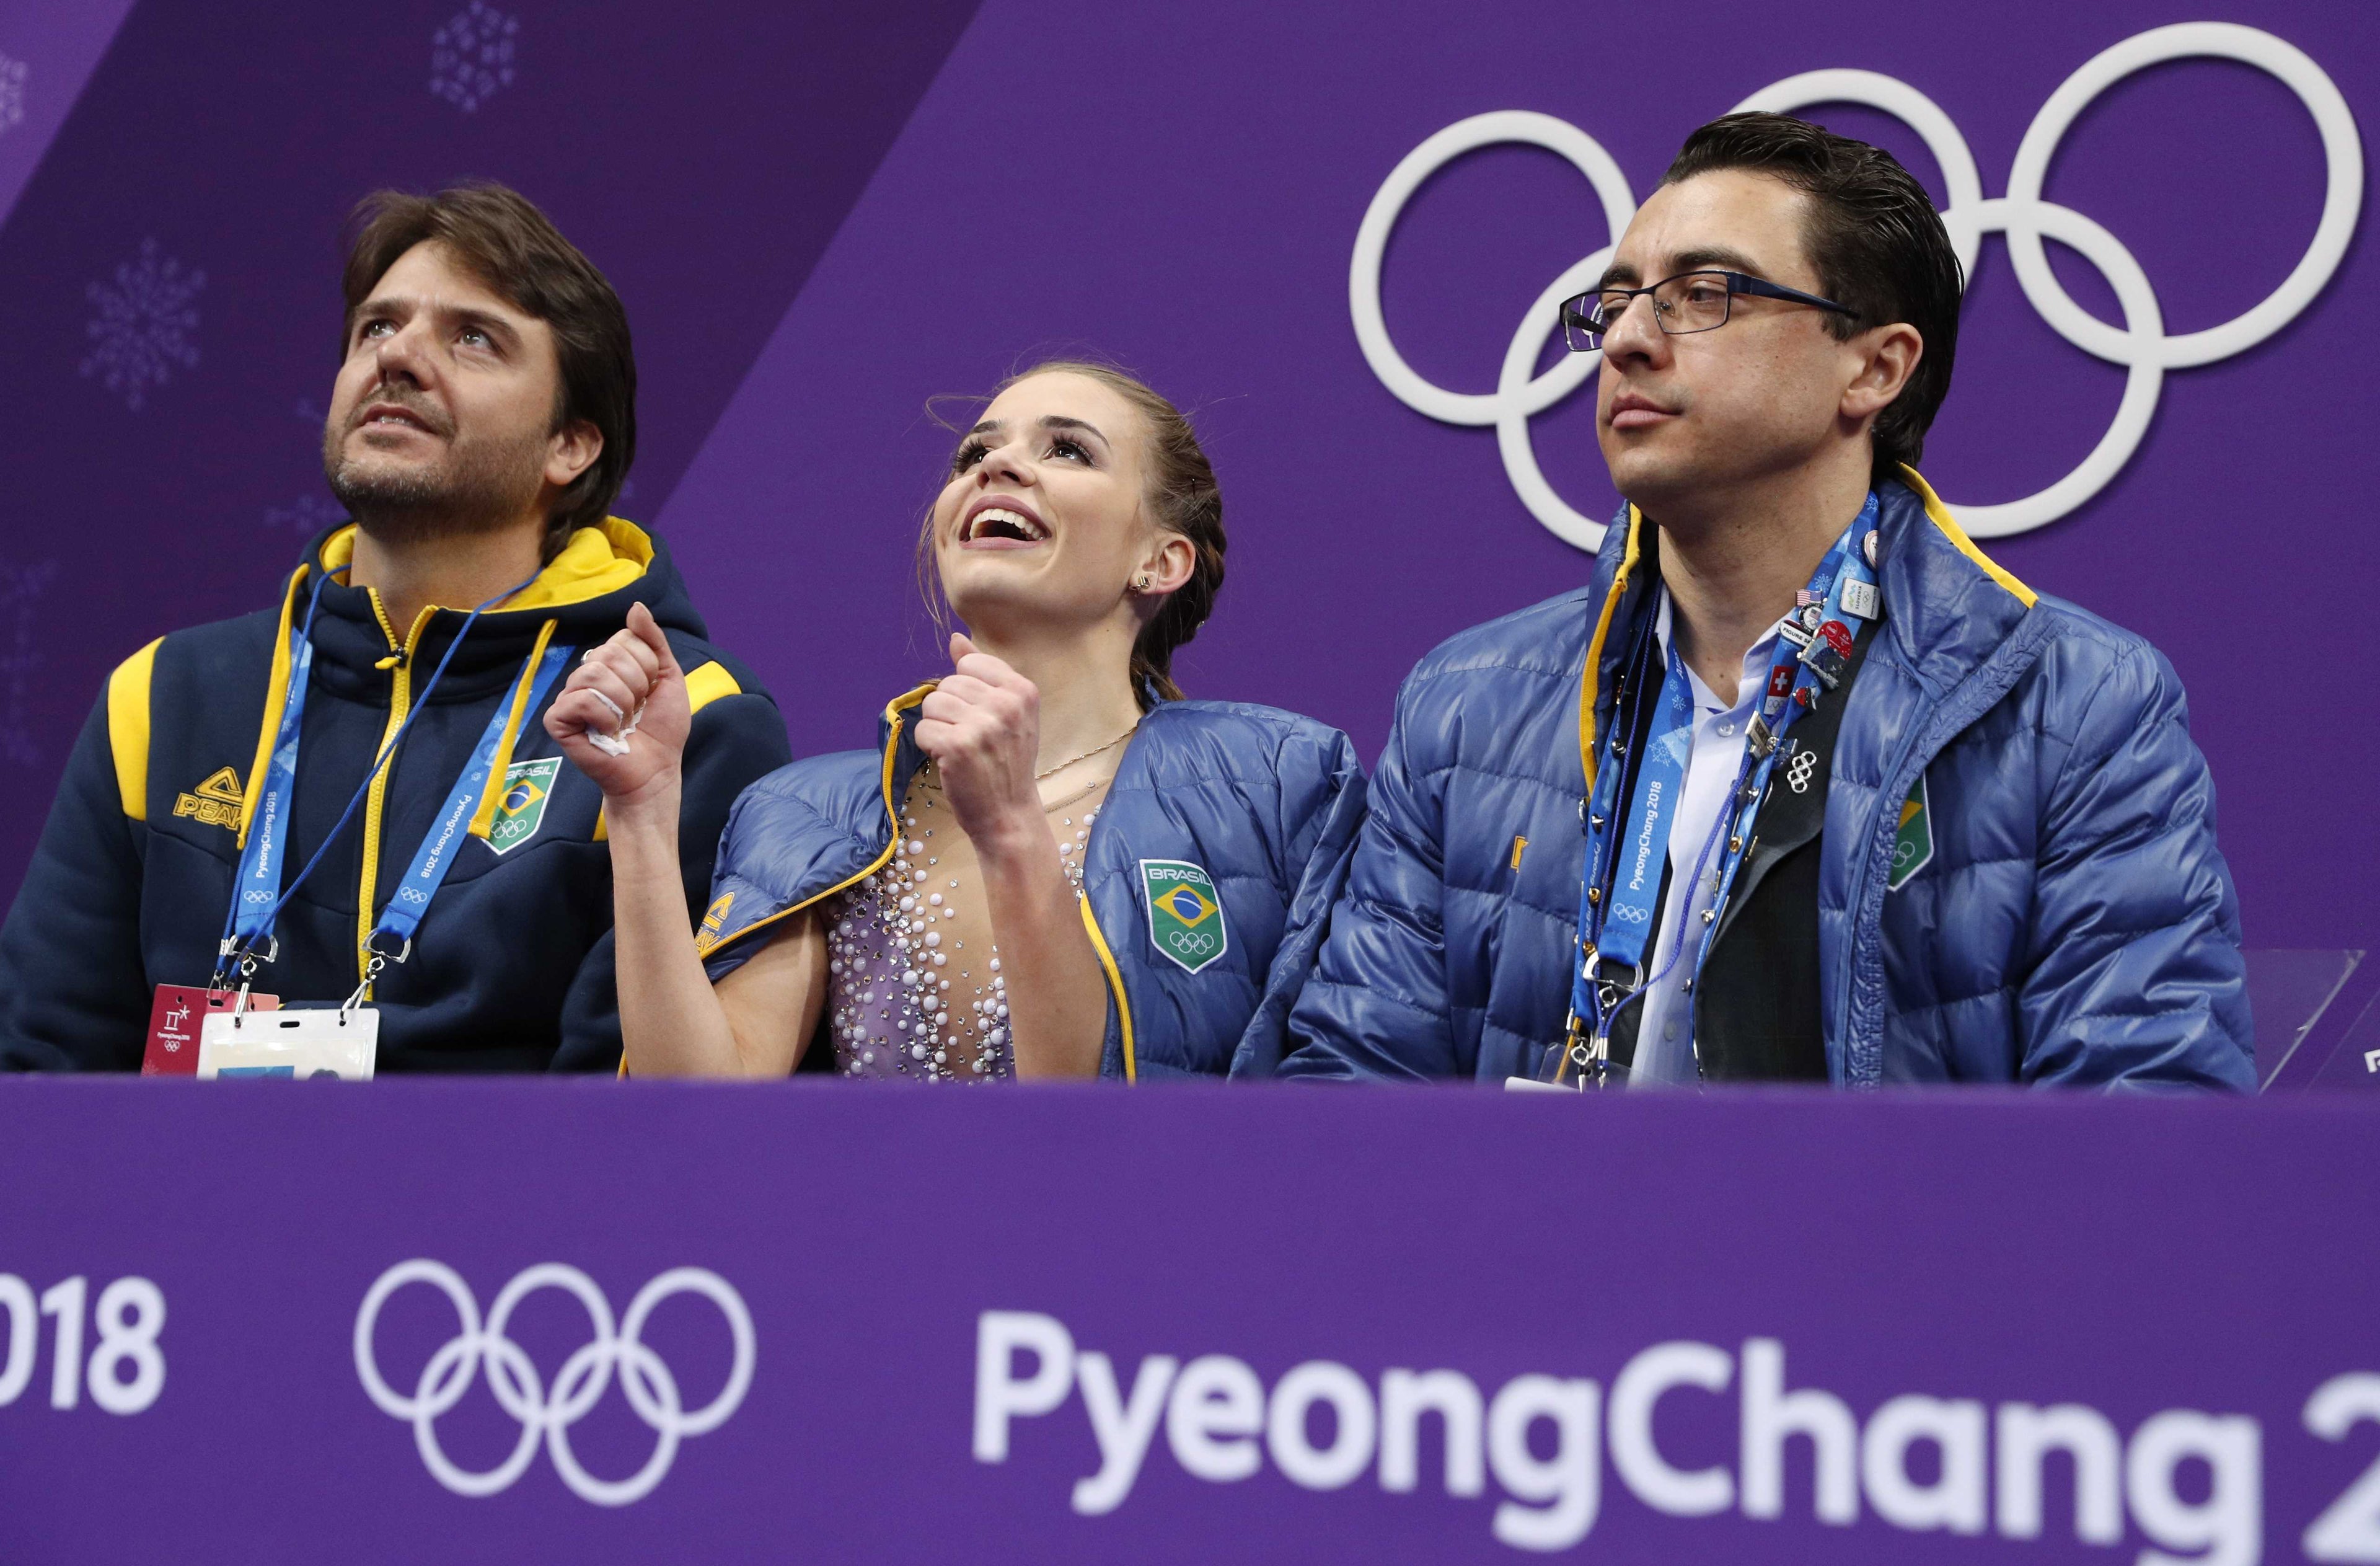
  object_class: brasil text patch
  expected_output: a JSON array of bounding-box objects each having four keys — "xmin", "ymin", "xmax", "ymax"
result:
[{"xmin": 1140, "ymin": 859, "xmax": 1228, "ymax": 974}]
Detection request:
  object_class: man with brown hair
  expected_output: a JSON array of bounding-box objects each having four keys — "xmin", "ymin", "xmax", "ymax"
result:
[{"xmin": 0, "ymin": 182, "xmax": 788, "ymax": 1072}]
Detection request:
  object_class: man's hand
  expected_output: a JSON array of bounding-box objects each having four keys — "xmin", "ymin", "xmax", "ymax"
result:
[
  {"xmin": 913, "ymin": 634, "xmax": 1043, "ymax": 860},
  {"xmin": 544, "ymin": 601, "xmax": 691, "ymax": 807}
]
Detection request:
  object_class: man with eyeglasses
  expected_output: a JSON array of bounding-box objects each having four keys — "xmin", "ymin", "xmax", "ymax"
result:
[{"xmin": 1283, "ymin": 113, "xmax": 2251, "ymax": 1089}]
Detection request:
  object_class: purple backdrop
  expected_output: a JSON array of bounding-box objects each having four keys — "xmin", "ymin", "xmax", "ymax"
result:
[
  {"xmin": 1, "ymin": 1, "xmax": 2373, "ymax": 991},
  {"xmin": 0, "ymin": 7, "xmax": 2372, "ymax": 989},
  {"xmin": 3, "ymin": 1080, "xmax": 2379, "ymax": 1562}
]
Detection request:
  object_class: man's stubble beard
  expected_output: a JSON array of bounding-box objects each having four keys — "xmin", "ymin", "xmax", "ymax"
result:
[{"xmin": 324, "ymin": 417, "xmax": 553, "ymax": 546}]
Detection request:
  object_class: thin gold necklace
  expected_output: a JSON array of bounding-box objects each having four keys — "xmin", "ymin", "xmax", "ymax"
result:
[
  {"xmin": 1034, "ymin": 723, "xmax": 1137, "ymax": 781},
  {"xmin": 917, "ymin": 720, "xmax": 1133, "ymax": 812},
  {"xmin": 915, "ymin": 769, "xmax": 1111, "ymax": 815},
  {"xmin": 1038, "ymin": 776, "xmax": 1108, "ymax": 814}
]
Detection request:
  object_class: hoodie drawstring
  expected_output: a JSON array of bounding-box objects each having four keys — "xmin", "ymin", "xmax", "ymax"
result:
[{"xmin": 469, "ymin": 616, "xmax": 560, "ymax": 840}]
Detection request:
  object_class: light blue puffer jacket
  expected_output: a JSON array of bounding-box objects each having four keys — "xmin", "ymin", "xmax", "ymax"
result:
[
  {"xmin": 1282, "ymin": 472, "xmax": 2254, "ymax": 1089},
  {"xmin": 698, "ymin": 688, "xmax": 1367, "ymax": 1079}
]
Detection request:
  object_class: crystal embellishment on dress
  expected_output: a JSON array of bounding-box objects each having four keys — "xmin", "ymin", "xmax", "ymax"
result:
[{"xmin": 821, "ymin": 777, "xmax": 1103, "ymax": 1081}]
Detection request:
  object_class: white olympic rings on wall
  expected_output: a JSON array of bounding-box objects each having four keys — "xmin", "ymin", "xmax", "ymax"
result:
[
  {"xmin": 354, "ymin": 1259, "xmax": 756, "ymax": 1507},
  {"xmin": 1349, "ymin": 22, "xmax": 2363, "ymax": 550}
]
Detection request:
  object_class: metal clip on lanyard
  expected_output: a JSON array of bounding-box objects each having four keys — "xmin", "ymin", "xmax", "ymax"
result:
[
  {"xmin": 1557, "ymin": 500, "xmax": 1882, "ymax": 1087},
  {"xmin": 213, "ymin": 568, "xmax": 565, "ymax": 1004}
]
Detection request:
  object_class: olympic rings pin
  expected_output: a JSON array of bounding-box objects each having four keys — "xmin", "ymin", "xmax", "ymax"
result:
[
  {"xmin": 354, "ymin": 1259, "xmax": 757, "ymax": 1506},
  {"xmin": 1350, "ymin": 23, "xmax": 2362, "ymax": 549}
]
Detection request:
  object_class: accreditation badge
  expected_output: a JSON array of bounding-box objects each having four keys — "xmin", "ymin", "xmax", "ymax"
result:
[
  {"xmin": 144, "ymin": 984, "xmax": 277, "ymax": 1076},
  {"xmin": 1140, "ymin": 859, "xmax": 1228, "ymax": 975},
  {"xmin": 198, "ymin": 1004, "xmax": 377, "ymax": 1080}
]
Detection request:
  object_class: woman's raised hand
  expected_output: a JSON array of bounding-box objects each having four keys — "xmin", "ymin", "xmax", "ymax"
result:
[
  {"xmin": 545, "ymin": 601, "xmax": 692, "ymax": 805},
  {"xmin": 914, "ymin": 633, "xmax": 1044, "ymax": 857}
]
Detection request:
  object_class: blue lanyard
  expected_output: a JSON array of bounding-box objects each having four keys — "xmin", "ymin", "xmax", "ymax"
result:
[
  {"xmin": 216, "ymin": 570, "xmax": 562, "ymax": 985},
  {"xmin": 1597, "ymin": 639, "xmax": 1695, "ymax": 971},
  {"xmin": 227, "ymin": 573, "xmax": 331, "ymax": 955},
  {"xmin": 1563, "ymin": 495, "xmax": 1882, "ymax": 1080},
  {"xmin": 374, "ymin": 641, "xmax": 570, "ymax": 956}
]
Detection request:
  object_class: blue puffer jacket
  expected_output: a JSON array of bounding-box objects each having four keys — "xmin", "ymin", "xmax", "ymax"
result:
[
  {"xmin": 698, "ymin": 688, "xmax": 1367, "ymax": 1079},
  {"xmin": 1283, "ymin": 471, "xmax": 2253, "ymax": 1089}
]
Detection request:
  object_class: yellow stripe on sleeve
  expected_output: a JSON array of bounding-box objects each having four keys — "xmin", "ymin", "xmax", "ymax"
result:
[
  {"xmin": 106, "ymin": 639, "xmax": 164, "ymax": 821},
  {"xmin": 682, "ymin": 660, "xmax": 743, "ymax": 714},
  {"xmin": 591, "ymin": 660, "xmax": 747, "ymax": 843}
]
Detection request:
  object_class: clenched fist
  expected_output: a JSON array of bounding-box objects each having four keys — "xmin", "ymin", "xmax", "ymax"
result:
[
  {"xmin": 545, "ymin": 601, "xmax": 690, "ymax": 805},
  {"xmin": 914, "ymin": 633, "xmax": 1044, "ymax": 859}
]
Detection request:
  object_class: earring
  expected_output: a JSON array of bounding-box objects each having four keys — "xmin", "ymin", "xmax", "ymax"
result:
[{"xmin": 1135, "ymin": 574, "xmax": 1152, "ymax": 591}]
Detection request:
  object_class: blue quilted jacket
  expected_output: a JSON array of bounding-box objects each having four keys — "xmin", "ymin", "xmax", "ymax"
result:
[
  {"xmin": 1282, "ymin": 472, "xmax": 2254, "ymax": 1089},
  {"xmin": 697, "ymin": 689, "xmax": 1367, "ymax": 1079}
]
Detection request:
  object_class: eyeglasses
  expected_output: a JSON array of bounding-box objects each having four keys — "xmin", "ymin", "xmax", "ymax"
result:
[{"xmin": 1560, "ymin": 270, "xmax": 1856, "ymax": 352}]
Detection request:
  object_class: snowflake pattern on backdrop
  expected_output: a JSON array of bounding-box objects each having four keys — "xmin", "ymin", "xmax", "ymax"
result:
[
  {"xmin": 263, "ymin": 493, "xmax": 345, "ymax": 536},
  {"xmin": 430, "ymin": 2, "xmax": 519, "ymax": 112},
  {"xmin": 0, "ymin": 562, "xmax": 61, "ymax": 765},
  {"xmin": 0, "ymin": 53, "xmax": 27, "ymax": 138},
  {"xmin": 81, "ymin": 239, "xmax": 205, "ymax": 412}
]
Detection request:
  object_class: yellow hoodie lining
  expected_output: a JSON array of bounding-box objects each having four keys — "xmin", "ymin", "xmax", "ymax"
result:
[
  {"xmin": 241, "ymin": 516, "xmax": 658, "ymax": 844},
  {"xmin": 1576, "ymin": 506, "xmax": 1644, "ymax": 796},
  {"xmin": 223, "ymin": 518, "xmax": 654, "ymax": 988},
  {"xmin": 1898, "ymin": 466, "xmax": 2037, "ymax": 608},
  {"xmin": 316, "ymin": 516, "xmax": 654, "ymax": 613},
  {"xmin": 467, "ymin": 616, "xmax": 560, "ymax": 841}
]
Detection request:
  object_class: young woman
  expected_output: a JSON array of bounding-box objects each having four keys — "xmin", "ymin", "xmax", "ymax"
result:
[{"xmin": 547, "ymin": 360, "xmax": 1365, "ymax": 1079}]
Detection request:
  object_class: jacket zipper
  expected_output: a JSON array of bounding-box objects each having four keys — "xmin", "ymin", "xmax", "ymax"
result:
[
  {"xmin": 698, "ymin": 686, "xmax": 933, "ymax": 968},
  {"xmin": 1839, "ymin": 621, "xmax": 2049, "ymax": 1083}
]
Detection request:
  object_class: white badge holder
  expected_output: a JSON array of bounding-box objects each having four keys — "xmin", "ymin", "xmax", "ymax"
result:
[{"xmin": 198, "ymin": 1001, "xmax": 377, "ymax": 1080}]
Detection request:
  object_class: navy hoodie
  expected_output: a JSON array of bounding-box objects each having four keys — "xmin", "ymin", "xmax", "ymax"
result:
[{"xmin": 0, "ymin": 518, "xmax": 790, "ymax": 1071}]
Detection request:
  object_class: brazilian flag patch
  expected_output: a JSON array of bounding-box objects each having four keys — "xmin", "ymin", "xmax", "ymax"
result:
[
  {"xmin": 1140, "ymin": 859, "xmax": 1228, "ymax": 974},
  {"xmin": 486, "ymin": 758, "xmax": 562, "ymax": 856},
  {"xmin": 1889, "ymin": 772, "xmax": 1934, "ymax": 890}
]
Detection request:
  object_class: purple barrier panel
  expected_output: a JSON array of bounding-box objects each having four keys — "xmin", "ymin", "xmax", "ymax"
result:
[
  {"xmin": 0, "ymin": 1079, "xmax": 2376, "ymax": 1564},
  {"xmin": 2301, "ymin": 990, "xmax": 2380, "ymax": 1094},
  {"xmin": 2246, "ymin": 947, "xmax": 2365, "ymax": 1089}
]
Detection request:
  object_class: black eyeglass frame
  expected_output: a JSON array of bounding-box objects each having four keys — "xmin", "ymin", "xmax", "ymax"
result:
[{"xmin": 1561, "ymin": 270, "xmax": 1856, "ymax": 353}]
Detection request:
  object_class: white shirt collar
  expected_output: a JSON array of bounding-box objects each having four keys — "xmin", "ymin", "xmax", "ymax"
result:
[{"xmin": 1652, "ymin": 586, "xmax": 1791, "ymax": 719}]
